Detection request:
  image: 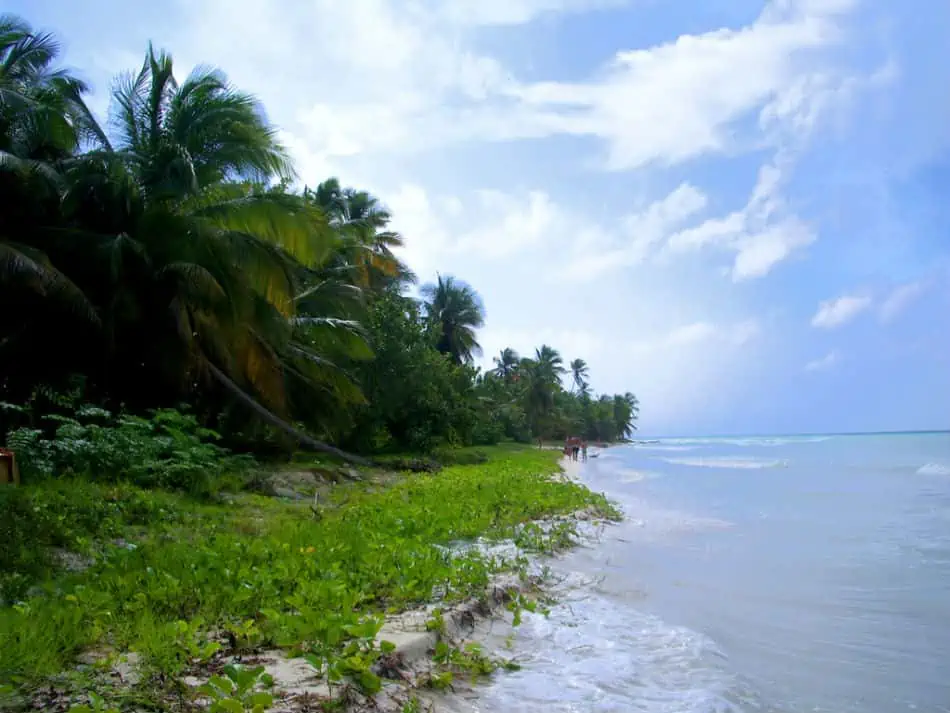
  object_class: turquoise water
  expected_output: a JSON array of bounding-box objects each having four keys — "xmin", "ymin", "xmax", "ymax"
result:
[{"xmin": 451, "ymin": 433, "xmax": 950, "ymax": 712}]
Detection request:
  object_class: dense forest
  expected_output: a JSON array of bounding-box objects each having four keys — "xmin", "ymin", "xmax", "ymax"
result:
[{"xmin": 0, "ymin": 14, "xmax": 639, "ymax": 461}]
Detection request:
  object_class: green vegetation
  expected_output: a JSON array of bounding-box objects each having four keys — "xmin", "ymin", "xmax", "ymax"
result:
[
  {"xmin": 0, "ymin": 447, "xmax": 617, "ymax": 709},
  {"xmin": 0, "ymin": 14, "xmax": 638, "ymax": 457},
  {"xmin": 0, "ymin": 14, "xmax": 632, "ymax": 710}
]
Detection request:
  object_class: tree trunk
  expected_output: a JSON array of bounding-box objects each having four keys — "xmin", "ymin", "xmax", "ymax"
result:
[{"xmin": 206, "ymin": 360, "xmax": 371, "ymax": 466}]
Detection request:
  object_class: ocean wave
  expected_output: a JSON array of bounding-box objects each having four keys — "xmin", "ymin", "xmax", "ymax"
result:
[
  {"xmin": 657, "ymin": 456, "xmax": 788, "ymax": 470},
  {"xmin": 634, "ymin": 444, "xmax": 698, "ymax": 452},
  {"xmin": 917, "ymin": 463, "xmax": 950, "ymax": 476},
  {"xmin": 438, "ymin": 590, "xmax": 758, "ymax": 713},
  {"xmin": 617, "ymin": 468, "xmax": 661, "ymax": 483},
  {"xmin": 658, "ymin": 436, "xmax": 829, "ymax": 448}
]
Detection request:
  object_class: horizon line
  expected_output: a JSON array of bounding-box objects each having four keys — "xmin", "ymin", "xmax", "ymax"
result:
[{"xmin": 634, "ymin": 429, "xmax": 950, "ymax": 440}]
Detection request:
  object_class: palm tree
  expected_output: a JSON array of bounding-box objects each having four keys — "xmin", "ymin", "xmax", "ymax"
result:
[
  {"xmin": 492, "ymin": 348, "xmax": 520, "ymax": 381},
  {"xmin": 534, "ymin": 345, "xmax": 565, "ymax": 385},
  {"xmin": 0, "ymin": 14, "xmax": 106, "ymax": 161},
  {"xmin": 612, "ymin": 392, "xmax": 640, "ymax": 439},
  {"xmin": 569, "ymin": 358, "xmax": 589, "ymax": 393},
  {"xmin": 305, "ymin": 178, "xmax": 414, "ymax": 290},
  {"xmin": 0, "ymin": 15, "xmax": 104, "ymax": 396},
  {"xmin": 624, "ymin": 391, "xmax": 640, "ymax": 414},
  {"xmin": 61, "ymin": 46, "xmax": 321, "ymax": 401},
  {"xmin": 516, "ymin": 345, "xmax": 565, "ymax": 439},
  {"xmin": 421, "ymin": 274, "xmax": 485, "ymax": 364},
  {"xmin": 1, "ymin": 38, "xmax": 367, "ymax": 460}
]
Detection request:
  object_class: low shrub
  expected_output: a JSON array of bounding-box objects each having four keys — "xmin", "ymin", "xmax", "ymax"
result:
[
  {"xmin": 375, "ymin": 455, "xmax": 442, "ymax": 473},
  {"xmin": 432, "ymin": 448, "xmax": 489, "ymax": 466},
  {"xmin": 4, "ymin": 404, "xmax": 252, "ymax": 494}
]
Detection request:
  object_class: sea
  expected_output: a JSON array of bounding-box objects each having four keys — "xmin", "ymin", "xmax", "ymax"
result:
[{"xmin": 445, "ymin": 432, "xmax": 950, "ymax": 713}]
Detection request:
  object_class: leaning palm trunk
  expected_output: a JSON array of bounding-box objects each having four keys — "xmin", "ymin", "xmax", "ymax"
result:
[{"xmin": 206, "ymin": 360, "xmax": 369, "ymax": 467}]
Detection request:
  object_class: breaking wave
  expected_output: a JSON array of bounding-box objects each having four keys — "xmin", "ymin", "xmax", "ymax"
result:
[
  {"xmin": 657, "ymin": 456, "xmax": 788, "ymax": 470},
  {"xmin": 917, "ymin": 462, "xmax": 950, "ymax": 476}
]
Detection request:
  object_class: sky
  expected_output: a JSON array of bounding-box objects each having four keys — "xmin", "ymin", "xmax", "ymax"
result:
[{"xmin": 12, "ymin": 0, "xmax": 950, "ymax": 436}]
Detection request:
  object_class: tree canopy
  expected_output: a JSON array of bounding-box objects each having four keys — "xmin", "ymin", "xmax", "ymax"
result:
[{"xmin": 0, "ymin": 14, "xmax": 639, "ymax": 456}]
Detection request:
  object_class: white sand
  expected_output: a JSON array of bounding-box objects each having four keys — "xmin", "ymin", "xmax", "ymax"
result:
[{"xmin": 559, "ymin": 455, "xmax": 582, "ymax": 481}]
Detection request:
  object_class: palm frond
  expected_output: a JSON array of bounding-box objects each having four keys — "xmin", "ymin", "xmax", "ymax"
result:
[
  {"xmin": 52, "ymin": 75, "xmax": 111, "ymax": 150},
  {"xmin": 110, "ymin": 62, "xmax": 150, "ymax": 154},
  {"xmin": 165, "ymin": 66, "xmax": 293, "ymax": 184},
  {"xmin": 0, "ymin": 148, "xmax": 64, "ymax": 188},
  {"xmin": 189, "ymin": 187, "xmax": 334, "ymax": 269},
  {"xmin": 158, "ymin": 261, "xmax": 227, "ymax": 309},
  {"xmin": 291, "ymin": 316, "xmax": 373, "ymax": 361},
  {"xmin": 0, "ymin": 20, "xmax": 59, "ymax": 83},
  {"xmin": 145, "ymin": 44, "xmax": 176, "ymax": 144},
  {"xmin": 0, "ymin": 241, "xmax": 100, "ymax": 324}
]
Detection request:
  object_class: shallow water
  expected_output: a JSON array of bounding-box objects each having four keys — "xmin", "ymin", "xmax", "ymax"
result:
[{"xmin": 446, "ymin": 433, "xmax": 950, "ymax": 712}]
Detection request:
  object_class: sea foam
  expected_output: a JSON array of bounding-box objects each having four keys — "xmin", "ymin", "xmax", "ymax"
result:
[
  {"xmin": 658, "ymin": 456, "xmax": 787, "ymax": 470},
  {"xmin": 917, "ymin": 462, "xmax": 950, "ymax": 476}
]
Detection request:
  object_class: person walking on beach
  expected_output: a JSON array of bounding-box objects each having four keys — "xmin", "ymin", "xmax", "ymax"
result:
[
  {"xmin": 581, "ymin": 441, "xmax": 588, "ymax": 462},
  {"xmin": 570, "ymin": 437, "xmax": 580, "ymax": 461}
]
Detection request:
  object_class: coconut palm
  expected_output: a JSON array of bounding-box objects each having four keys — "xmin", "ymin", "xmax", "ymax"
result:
[
  {"xmin": 612, "ymin": 392, "xmax": 640, "ymax": 439},
  {"xmin": 534, "ymin": 345, "xmax": 565, "ymax": 385},
  {"xmin": 569, "ymin": 358, "xmax": 589, "ymax": 393},
  {"xmin": 492, "ymin": 348, "xmax": 520, "ymax": 381},
  {"xmin": 0, "ymin": 15, "xmax": 105, "ymax": 397},
  {"xmin": 305, "ymin": 178, "xmax": 414, "ymax": 290},
  {"xmin": 2, "ymin": 39, "xmax": 366, "ymax": 459},
  {"xmin": 421, "ymin": 274, "xmax": 485, "ymax": 364},
  {"xmin": 57, "ymin": 46, "xmax": 326, "ymax": 402},
  {"xmin": 0, "ymin": 14, "xmax": 106, "ymax": 161},
  {"xmin": 513, "ymin": 346, "xmax": 564, "ymax": 438}
]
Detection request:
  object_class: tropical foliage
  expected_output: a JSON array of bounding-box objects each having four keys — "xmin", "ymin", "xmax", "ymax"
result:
[
  {"xmin": 0, "ymin": 448, "xmax": 618, "ymax": 699},
  {"xmin": 0, "ymin": 14, "xmax": 638, "ymax": 462},
  {"xmin": 0, "ymin": 16, "xmax": 637, "ymax": 707}
]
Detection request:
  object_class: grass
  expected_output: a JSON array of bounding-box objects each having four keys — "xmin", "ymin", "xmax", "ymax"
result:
[{"xmin": 0, "ymin": 445, "xmax": 618, "ymax": 709}]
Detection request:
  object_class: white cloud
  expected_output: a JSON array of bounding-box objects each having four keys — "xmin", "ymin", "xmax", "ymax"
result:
[
  {"xmin": 477, "ymin": 316, "xmax": 763, "ymax": 431},
  {"xmin": 155, "ymin": 0, "xmax": 871, "ymax": 291},
  {"xmin": 121, "ymin": 0, "xmax": 881, "ymax": 434},
  {"xmin": 563, "ymin": 183, "xmax": 709, "ymax": 280},
  {"xmin": 385, "ymin": 184, "xmax": 571, "ymax": 277},
  {"xmin": 169, "ymin": 0, "xmax": 861, "ymax": 175},
  {"xmin": 805, "ymin": 350, "xmax": 841, "ymax": 372},
  {"xmin": 511, "ymin": 0, "xmax": 857, "ymax": 171},
  {"xmin": 811, "ymin": 294, "xmax": 872, "ymax": 328},
  {"xmin": 629, "ymin": 319, "xmax": 761, "ymax": 354},
  {"xmin": 455, "ymin": 190, "xmax": 560, "ymax": 258},
  {"xmin": 879, "ymin": 282, "xmax": 925, "ymax": 323},
  {"xmin": 478, "ymin": 327, "xmax": 607, "ymax": 371},
  {"xmin": 390, "ymin": 162, "xmax": 819, "ymax": 286},
  {"xmin": 387, "ymin": 181, "xmax": 710, "ymax": 282},
  {"xmin": 438, "ymin": 0, "xmax": 626, "ymax": 26},
  {"xmin": 666, "ymin": 322, "xmax": 719, "ymax": 346},
  {"xmin": 665, "ymin": 159, "xmax": 816, "ymax": 280}
]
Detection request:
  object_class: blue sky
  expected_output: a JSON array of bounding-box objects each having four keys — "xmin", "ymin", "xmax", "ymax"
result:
[{"xmin": 13, "ymin": 0, "xmax": 950, "ymax": 435}]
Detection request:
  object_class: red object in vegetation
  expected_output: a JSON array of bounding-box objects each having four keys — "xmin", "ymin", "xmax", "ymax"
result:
[{"xmin": 0, "ymin": 448, "xmax": 19, "ymax": 485}]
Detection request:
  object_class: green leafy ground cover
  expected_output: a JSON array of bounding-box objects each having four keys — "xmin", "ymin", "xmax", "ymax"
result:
[{"xmin": 0, "ymin": 447, "xmax": 618, "ymax": 711}]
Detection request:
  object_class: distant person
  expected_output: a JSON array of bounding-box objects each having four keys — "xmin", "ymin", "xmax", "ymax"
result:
[{"xmin": 581, "ymin": 441, "xmax": 588, "ymax": 461}]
